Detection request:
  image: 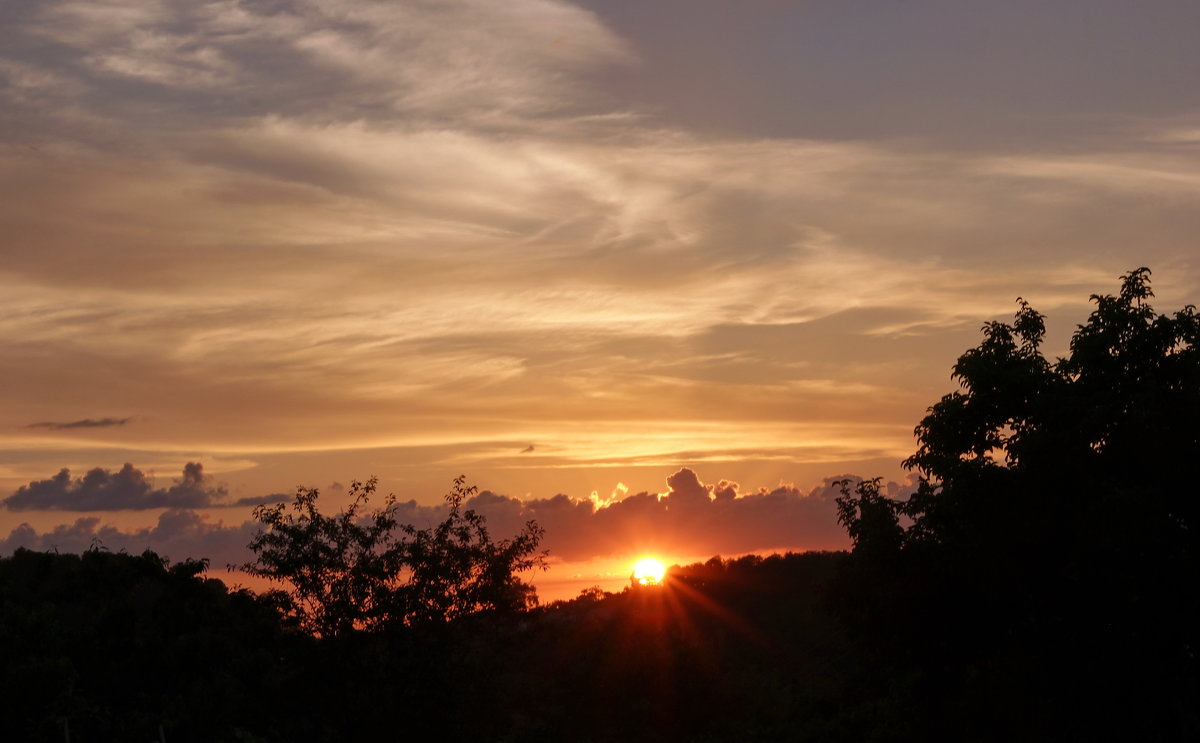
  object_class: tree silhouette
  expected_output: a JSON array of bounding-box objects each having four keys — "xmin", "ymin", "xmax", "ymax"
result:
[
  {"xmin": 834, "ymin": 267, "xmax": 1200, "ymax": 740},
  {"xmin": 0, "ymin": 547, "xmax": 288, "ymax": 742},
  {"xmin": 895, "ymin": 267, "xmax": 1198, "ymax": 559},
  {"xmin": 834, "ymin": 477, "xmax": 903, "ymax": 559},
  {"xmin": 241, "ymin": 477, "xmax": 405, "ymax": 636},
  {"xmin": 242, "ymin": 475, "xmax": 546, "ymax": 635},
  {"xmin": 397, "ymin": 476, "xmax": 547, "ymax": 624}
]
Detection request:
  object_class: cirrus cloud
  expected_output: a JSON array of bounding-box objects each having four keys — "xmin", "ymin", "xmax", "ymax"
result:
[{"xmin": 1, "ymin": 0, "xmax": 1198, "ymax": 506}]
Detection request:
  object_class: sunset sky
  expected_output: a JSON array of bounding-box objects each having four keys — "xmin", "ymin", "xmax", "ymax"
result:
[{"xmin": 3, "ymin": 0, "xmax": 1199, "ymax": 599}]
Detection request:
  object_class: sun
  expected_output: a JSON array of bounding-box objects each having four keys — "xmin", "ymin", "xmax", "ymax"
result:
[{"xmin": 631, "ymin": 557, "xmax": 666, "ymax": 586}]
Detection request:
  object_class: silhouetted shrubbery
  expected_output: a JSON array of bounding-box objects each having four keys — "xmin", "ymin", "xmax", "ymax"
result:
[{"xmin": 0, "ymin": 547, "xmax": 295, "ymax": 742}]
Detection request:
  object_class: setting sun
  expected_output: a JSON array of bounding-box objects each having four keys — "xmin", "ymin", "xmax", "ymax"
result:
[{"xmin": 632, "ymin": 557, "xmax": 666, "ymax": 585}]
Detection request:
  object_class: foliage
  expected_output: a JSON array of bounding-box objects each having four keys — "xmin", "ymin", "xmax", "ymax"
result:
[
  {"xmin": 834, "ymin": 477, "xmax": 903, "ymax": 559},
  {"xmin": 242, "ymin": 475, "xmax": 546, "ymax": 635},
  {"xmin": 241, "ymin": 478, "xmax": 405, "ymax": 636},
  {"xmin": 398, "ymin": 476, "xmax": 546, "ymax": 625},
  {"xmin": 835, "ymin": 268, "xmax": 1198, "ymax": 557},
  {"xmin": 0, "ymin": 547, "xmax": 289, "ymax": 742},
  {"xmin": 888, "ymin": 268, "xmax": 1199, "ymax": 558},
  {"xmin": 833, "ymin": 267, "xmax": 1200, "ymax": 740},
  {"xmin": 5, "ymin": 538, "xmax": 1195, "ymax": 741}
]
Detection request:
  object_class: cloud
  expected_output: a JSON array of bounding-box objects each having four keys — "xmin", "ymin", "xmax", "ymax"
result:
[
  {"xmin": 0, "ymin": 509, "xmax": 259, "ymax": 569},
  {"xmin": 0, "ymin": 467, "xmax": 908, "ymax": 573},
  {"xmin": 232, "ymin": 492, "xmax": 291, "ymax": 508},
  {"xmin": 1, "ymin": 0, "xmax": 631, "ymax": 135},
  {"xmin": 3, "ymin": 462, "xmax": 228, "ymax": 511},
  {"xmin": 454, "ymin": 467, "xmax": 920, "ymax": 561},
  {"xmin": 23, "ymin": 417, "xmax": 131, "ymax": 430},
  {"xmin": 1, "ymin": 0, "xmax": 1197, "ymax": 494}
]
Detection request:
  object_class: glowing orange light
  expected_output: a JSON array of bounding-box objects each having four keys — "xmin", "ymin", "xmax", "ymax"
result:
[{"xmin": 632, "ymin": 557, "xmax": 665, "ymax": 585}]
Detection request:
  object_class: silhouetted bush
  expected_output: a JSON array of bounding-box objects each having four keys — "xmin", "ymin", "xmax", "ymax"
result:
[{"xmin": 241, "ymin": 475, "xmax": 546, "ymax": 635}]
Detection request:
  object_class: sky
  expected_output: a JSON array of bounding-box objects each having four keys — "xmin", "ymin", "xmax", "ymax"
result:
[{"xmin": 3, "ymin": 0, "xmax": 1199, "ymax": 600}]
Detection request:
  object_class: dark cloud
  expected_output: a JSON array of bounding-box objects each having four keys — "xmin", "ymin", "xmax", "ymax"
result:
[
  {"xmin": 232, "ymin": 493, "xmax": 291, "ymax": 508},
  {"xmin": 457, "ymin": 468, "xmax": 919, "ymax": 561},
  {"xmin": 360, "ymin": 468, "xmax": 918, "ymax": 561},
  {"xmin": 520, "ymin": 445, "xmax": 535, "ymax": 454},
  {"xmin": 3, "ymin": 462, "xmax": 227, "ymax": 511},
  {"xmin": 23, "ymin": 417, "xmax": 131, "ymax": 430},
  {"xmin": 0, "ymin": 468, "xmax": 918, "ymax": 576},
  {"xmin": 0, "ymin": 510, "xmax": 259, "ymax": 569}
]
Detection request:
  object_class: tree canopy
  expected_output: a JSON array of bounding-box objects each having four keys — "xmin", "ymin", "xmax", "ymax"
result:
[
  {"xmin": 840, "ymin": 267, "xmax": 1198, "ymax": 558},
  {"xmin": 0, "ymin": 547, "xmax": 288, "ymax": 742},
  {"xmin": 834, "ymin": 267, "xmax": 1199, "ymax": 739},
  {"xmin": 241, "ymin": 475, "xmax": 546, "ymax": 636}
]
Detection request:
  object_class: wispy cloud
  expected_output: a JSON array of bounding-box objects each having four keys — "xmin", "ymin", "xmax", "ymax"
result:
[
  {"xmin": 0, "ymin": 0, "xmax": 1197, "ymax": 503},
  {"xmin": 4, "ymin": 0, "xmax": 631, "ymax": 135},
  {"xmin": 23, "ymin": 417, "xmax": 131, "ymax": 431}
]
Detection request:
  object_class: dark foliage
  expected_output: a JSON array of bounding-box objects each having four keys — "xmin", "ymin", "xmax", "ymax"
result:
[
  {"xmin": 397, "ymin": 476, "xmax": 546, "ymax": 625},
  {"xmin": 0, "ymin": 547, "xmax": 294, "ymax": 742},
  {"xmin": 2, "ymin": 544, "xmax": 864, "ymax": 742},
  {"xmin": 240, "ymin": 477, "xmax": 406, "ymax": 636},
  {"xmin": 241, "ymin": 475, "xmax": 546, "ymax": 635},
  {"xmin": 835, "ymin": 268, "xmax": 1199, "ymax": 740}
]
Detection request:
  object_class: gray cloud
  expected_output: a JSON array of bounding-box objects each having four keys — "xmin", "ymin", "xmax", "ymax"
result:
[
  {"xmin": 453, "ymin": 468, "xmax": 919, "ymax": 561},
  {"xmin": 0, "ymin": 510, "xmax": 259, "ymax": 570},
  {"xmin": 3, "ymin": 462, "xmax": 228, "ymax": 511},
  {"xmin": 1, "ymin": 468, "xmax": 916, "ymax": 568},
  {"xmin": 232, "ymin": 492, "xmax": 291, "ymax": 508},
  {"xmin": 23, "ymin": 417, "xmax": 131, "ymax": 430},
  {"xmin": 0, "ymin": 0, "xmax": 630, "ymax": 138}
]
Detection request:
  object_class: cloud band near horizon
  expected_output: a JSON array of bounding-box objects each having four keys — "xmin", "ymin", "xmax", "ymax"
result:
[{"xmin": 1, "ymin": 468, "xmax": 907, "ymax": 569}]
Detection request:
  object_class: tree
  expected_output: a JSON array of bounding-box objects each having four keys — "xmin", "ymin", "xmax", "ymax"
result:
[
  {"xmin": 894, "ymin": 267, "xmax": 1199, "ymax": 557},
  {"xmin": 834, "ymin": 477, "xmax": 903, "ymax": 560},
  {"xmin": 0, "ymin": 547, "xmax": 288, "ymax": 741},
  {"xmin": 241, "ymin": 478, "xmax": 405, "ymax": 636},
  {"xmin": 397, "ymin": 476, "xmax": 546, "ymax": 625},
  {"xmin": 833, "ymin": 268, "xmax": 1200, "ymax": 739},
  {"xmin": 242, "ymin": 476, "xmax": 546, "ymax": 635}
]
